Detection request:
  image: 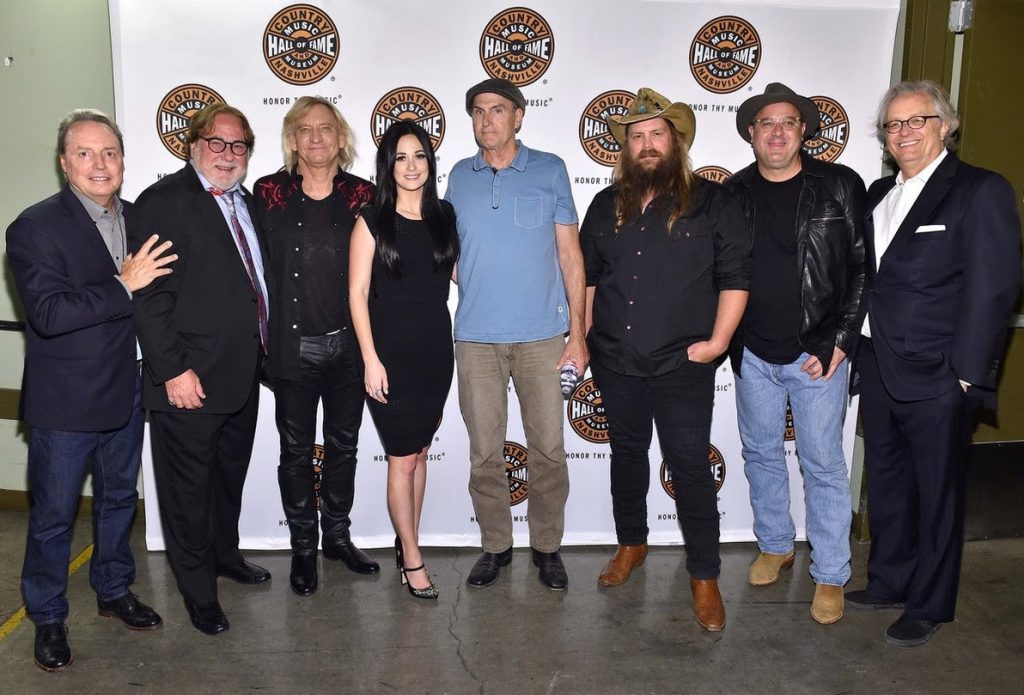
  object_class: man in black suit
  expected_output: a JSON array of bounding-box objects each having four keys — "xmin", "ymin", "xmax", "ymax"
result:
[
  {"xmin": 849, "ymin": 80, "xmax": 1021, "ymax": 647},
  {"xmin": 133, "ymin": 103, "xmax": 271, "ymax": 636},
  {"xmin": 7, "ymin": 109, "xmax": 174, "ymax": 671}
]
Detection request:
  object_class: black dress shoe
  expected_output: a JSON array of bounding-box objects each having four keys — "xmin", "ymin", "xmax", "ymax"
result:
[
  {"xmin": 34, "ymin": 622, "xmax": 72, "ymax": 672},
  {"xmin": 97, "ymin": 592, "xmax": 163, "ymax": 630},
  {"xmin": 885, "ymin": 614, "xmax": 942, "ymax": 647},
  {"xmin": 216, "ymin": 559, "xmax": 271, "ymax": 584},
  {"xmin": 322, "ymin": 540, "xmax": 380, "ymax": 574},
  {"xmin": 466, "ymin": 548, "xmax": 513, "ymax": 588},
  {"xmin": 845, "ymin": 589, "xmax": 905, "ymax": 610},
  {"xmin": 185, "ymin": 600, "xmax": 230, "ymax": 636},
  {"xmin": 290, "ymin": 554, "xmax": 318, "ymax": 596},
  {"xmin": 532, "ymin": 549, "xmax": 568, "ymax": 591}
]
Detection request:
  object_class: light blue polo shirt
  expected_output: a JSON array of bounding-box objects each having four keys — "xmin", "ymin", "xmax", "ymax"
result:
[{"xmin": 445, "ymin": 141, "xmax": 578, "ymax": 343}]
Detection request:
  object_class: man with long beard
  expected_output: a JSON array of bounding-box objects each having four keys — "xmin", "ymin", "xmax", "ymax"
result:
[{"xmin": 581, "ymin": 88, "xmax": 750, "ymax": 631}]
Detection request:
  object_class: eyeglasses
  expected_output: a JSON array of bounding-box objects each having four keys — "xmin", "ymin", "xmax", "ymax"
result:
[
  {"xmin": 200, "ymin": 137, "xmax": 249, "ymax": 156},
  {"xmin": 752, "ymin": 117, "xmax": 802, "ymax": 133},
  {"xmin": 882, "ymin": 115, "xmax": 940, "ymax": 133}
]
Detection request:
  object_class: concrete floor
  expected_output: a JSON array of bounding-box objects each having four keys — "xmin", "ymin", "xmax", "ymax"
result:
[{"xmin": 0, "ymin": 510, "xmax": 1021, "ymax": 694}]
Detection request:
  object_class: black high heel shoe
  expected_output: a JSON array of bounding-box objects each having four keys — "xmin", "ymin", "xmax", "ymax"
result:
[
  {"xmin": 401, "ymin": 564, "xmax": 439, "ymax": 600},
  {"xmin": 395, "ymin": 536, "xmax": 403, "ymax": 570}
]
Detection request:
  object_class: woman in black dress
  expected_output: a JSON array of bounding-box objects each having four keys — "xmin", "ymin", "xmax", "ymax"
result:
[{"xmin": 349, "ymin": 122, "xmax": 458, "ymax": 599}]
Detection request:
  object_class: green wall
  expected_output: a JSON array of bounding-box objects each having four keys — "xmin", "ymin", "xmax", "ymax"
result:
[{"xmin": 0, "ymin": 0, "xmax": 115, "ymax": 491}]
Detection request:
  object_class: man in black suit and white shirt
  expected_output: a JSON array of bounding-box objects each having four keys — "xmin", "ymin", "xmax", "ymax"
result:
[
  {"xmin": 134, "ymin": 103, "xmax": 271, "ymax": 636},
  {"xmin": 848, "ymin": 80, "xmax": 1021, "ymax": 647}
]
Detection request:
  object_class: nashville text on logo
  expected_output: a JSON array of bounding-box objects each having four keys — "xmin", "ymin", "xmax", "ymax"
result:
[
  {"xmin": 579, "ymin": 90, "xmax": 636, "ymax": 166},
  {"xmin": 802, "ymin": 96, "xmax": 849, "ymax": 162},
  {"xmin": 480, "ymin": 7, "xmax": 554, "ymax": 86},
  {"xmin": 264, "ymin": 4, "xmax": 338, "ymax": 85},
  {"xmin": 567, "ymin": 378, "xmax": 609, "ymax": 443},
  {"xmin": 690, "ymin": 16, "xmax": 761, "ymax": 94}
]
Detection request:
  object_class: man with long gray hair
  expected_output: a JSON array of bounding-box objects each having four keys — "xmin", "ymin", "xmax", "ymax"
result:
[{"xmin": 848, "ymin": 80, "xmax": 1021, "ymax": 647}]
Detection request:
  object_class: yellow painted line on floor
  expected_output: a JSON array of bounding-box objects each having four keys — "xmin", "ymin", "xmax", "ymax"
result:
[{"xmin": 0, "ymin": 544, "xmax": 93, "ymax": 642}]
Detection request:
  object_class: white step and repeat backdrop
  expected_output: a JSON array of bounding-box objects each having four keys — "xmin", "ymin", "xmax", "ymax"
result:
[{"xmin": 109, "ymin": 0, "xmax": 899, "ymax": 550}]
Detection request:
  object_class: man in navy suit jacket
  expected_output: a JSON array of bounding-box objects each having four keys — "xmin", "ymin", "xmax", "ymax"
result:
[
  {"xmin": 6, "ymin": 109, "xmax": 175, "ymax": 671},
  {"xmin": 848, "ymin": 81, "xmax": 1021, "ymax": 647}
]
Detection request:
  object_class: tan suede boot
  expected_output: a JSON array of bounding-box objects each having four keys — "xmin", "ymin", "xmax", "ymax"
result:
[
  {"xmin": 747, "ymin": 550, "xmax": 796, "ymax": 586},
  {"xmin": 810, "ymin": 583, "xmax": 845, "ymax": 624},
  {"xmin": 598, "ymin": 544, "xmax": 648, "ymax": 587},
  {"xmin": 690, "ymin": 578, "xmax": 726, "ymax": 631}
]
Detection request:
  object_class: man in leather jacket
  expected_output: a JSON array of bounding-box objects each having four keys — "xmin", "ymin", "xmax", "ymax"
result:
[{"xmin": 724, "ymin": 83, "xmax": 866, "ymax": 625}]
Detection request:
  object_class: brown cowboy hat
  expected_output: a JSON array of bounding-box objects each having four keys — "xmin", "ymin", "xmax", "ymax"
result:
[
  {"xmin": 736, "ymin": 82, "xmax": 820, "ymax": 142},
  {"xmin": 607, "ymin": 88, "xmax": 696, "ymax": 147}
]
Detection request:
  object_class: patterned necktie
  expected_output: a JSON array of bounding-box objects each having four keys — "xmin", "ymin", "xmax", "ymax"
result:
[{"xmin": 209, "ymin": 187, "xmax": 268, "ymax": 351}]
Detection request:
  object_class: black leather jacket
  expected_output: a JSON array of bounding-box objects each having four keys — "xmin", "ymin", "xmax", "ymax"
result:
[
  {"xmin": 252, "ymin": 168, "xmax": 374, "ymax": 384},
  {"xmin": 724, "ymin": 154, "xmax": 866, "ymax": 376}
]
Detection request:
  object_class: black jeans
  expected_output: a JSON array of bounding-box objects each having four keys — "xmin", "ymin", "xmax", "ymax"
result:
[
  {"xmin": 274, "ymin": 332, "xmax": 364, "ymax": 554},
  {"xmin": 592, "ymin": 360, "xmax": 721, "ymax": 579}
]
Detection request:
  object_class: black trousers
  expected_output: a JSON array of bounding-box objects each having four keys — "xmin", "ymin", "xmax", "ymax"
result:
[
  {"xmin": 149, "ymin": 372, "xmax": 260, "ymax": 604},
  {"xmin": 858, "ymin": 339, "xmax": 974, "ymax": 622},
  {"xmin": 592, "ymin": 360, "xmax": 720, "ymax": 579},
  {"xmin": 274, "ymin": 332, "xmax": 364, "ymax": 554}
]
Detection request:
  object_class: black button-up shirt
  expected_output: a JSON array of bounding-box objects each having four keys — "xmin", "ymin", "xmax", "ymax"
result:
[{"xmin": 581, "ymin": 179, "xmax": 751, "ymax": 376}]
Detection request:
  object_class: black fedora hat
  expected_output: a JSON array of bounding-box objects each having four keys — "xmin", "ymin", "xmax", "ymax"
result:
[{"xmin": 736, "ymin": 83, "xmax": 820, "ymax": 143}]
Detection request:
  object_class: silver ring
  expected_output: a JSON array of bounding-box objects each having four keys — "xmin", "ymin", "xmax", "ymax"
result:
[
  {"xmin": 374, "ymin": 389, "xmax": 383, "ymax": 396},
  {"xmin": 168, "ymin": 401, "xmax": 176, "ymax": 406}
]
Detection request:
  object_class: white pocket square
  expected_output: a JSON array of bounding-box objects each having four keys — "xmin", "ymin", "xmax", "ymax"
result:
[{"xmin": 915, "ymin": 224, "xmax": 946, "ymax": 233}]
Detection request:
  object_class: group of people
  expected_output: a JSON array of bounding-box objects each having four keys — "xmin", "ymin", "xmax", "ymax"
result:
[{"xmin": 7, "ymin": 74, "xmax": 1019, "ymax": 672}]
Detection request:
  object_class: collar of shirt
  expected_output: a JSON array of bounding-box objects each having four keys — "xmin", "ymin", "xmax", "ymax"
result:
[
  {"xmin": 68, "ymin": 184, "xmax": 123, "ymax": 222},
  {"xmin": 190, "ymin": 161, "xmax": 242, "ymax": 198},
  {"xmin": 472, "ymin": 139, "xmax": 528, "ymax": 172},
  {"xmin": 895, "ymin": 147, "xmax": 948, "ymax": 189}
]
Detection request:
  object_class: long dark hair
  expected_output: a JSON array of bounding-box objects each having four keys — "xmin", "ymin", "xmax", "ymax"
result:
[{"xmin": 372, "ymin": 121, "xmax": 459, "ymax": 277}]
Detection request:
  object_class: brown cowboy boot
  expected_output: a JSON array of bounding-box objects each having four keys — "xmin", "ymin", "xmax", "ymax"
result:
[
  {"xmin": 690, "ymin": 578, "xmax": 726, "ymax": 631},
  {"xmin": 598, "ymin": 544, "xmax": 648, "ymax": 587}
]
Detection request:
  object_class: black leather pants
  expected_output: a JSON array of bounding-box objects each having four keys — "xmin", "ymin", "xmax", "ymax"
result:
[{"xmin": 274, "ymin": 332, "xmax": 364, "ymax": 554}]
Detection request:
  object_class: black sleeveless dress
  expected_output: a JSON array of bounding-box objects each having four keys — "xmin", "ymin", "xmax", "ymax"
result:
[{"xmin": 362, "ymin": 205, "xmax": 456, "ymax": 456}]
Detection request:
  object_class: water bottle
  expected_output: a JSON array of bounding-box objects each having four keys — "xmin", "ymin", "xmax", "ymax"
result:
[{"xmin": 559, "ymin": 363, "xmax": 579, "ymax": 396}]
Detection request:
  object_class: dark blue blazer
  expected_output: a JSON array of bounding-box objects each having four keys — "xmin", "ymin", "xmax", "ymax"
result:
[
  {"xmin": 6, "ymin": 186, "xmax": 137, "ymax": 431},
  {"xmin": 859, "ymin": 153, "xmax": 1021, "ymax": 404}
]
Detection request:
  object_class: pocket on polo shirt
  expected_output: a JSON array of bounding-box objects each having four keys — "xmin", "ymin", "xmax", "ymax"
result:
[{"xmin": 514, "ymin": 196, "xmax": 543, "ymax": 230}]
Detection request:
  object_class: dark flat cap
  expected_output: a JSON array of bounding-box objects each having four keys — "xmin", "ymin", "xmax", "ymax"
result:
[{"xmin": 465, "ymin": 78, "xmax": 526, "ymax": 114}]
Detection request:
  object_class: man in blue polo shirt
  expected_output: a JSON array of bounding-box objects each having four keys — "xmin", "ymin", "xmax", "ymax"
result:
[{"xmin": 445, "ymin": 78, "xmax": 588, "ymax": 591}]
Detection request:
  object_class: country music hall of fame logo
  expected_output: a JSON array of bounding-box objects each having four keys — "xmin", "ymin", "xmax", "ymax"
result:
[
  {"xmin": 479, "ymin": 7, "xmax": 554, "ymax": 86},
  {"xmin": 802, "ymin": 96, "xmax": 850, "ymax": 162},
  {"xmin": 660, "ymin": 445, "xmax": 727, "ymax": 500},
  {"xmin": 694, "ymin": 166, "xmax": 733, "ymax": 184},
  {"xmin": 689, "ymin": 16, "xmax": 762, "ymax": 94},
  {"xmin": 578, "ymin": 90, "xmax": 636, "ymax": 167},
  {"xmin": 263, "ymin": 4, "xmax": 339, "ymax": 85},
  {"xmin": 785, "ymin": 399, "xmax": 796, "ymax": 442},
  {"xmin": 567, "ymin": 378, "xmax": 609, "ymax": 443},
  {"xmin": 155, "ymin": 84, "xmax": 226, "ymax": 160},
  {"xmin": 369, "ymin": 87, "xmax": 446, "ymax": 152},
  {"xmin": 504, "ymin": 441, "xmax": 529, "ymax": 506}
]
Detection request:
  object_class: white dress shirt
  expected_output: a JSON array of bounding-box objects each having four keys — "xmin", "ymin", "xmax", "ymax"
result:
[{"xmin": 862, "ymin": 149, "xmax": 948, "ymax": 339}]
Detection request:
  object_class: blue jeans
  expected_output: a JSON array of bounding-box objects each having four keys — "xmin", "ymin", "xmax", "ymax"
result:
[
  {"xmin": 735, "ymin": 348, "xmax": 851, "ymax": 586},
  {"xmin": 21, "ymin": 377, "xmax": 144, "ymax": 625}
]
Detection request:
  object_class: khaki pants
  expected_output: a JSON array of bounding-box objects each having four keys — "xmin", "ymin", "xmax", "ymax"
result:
[{"xmin": 456, "ymin": 337, "xmax": 568, "ymax": 553}]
